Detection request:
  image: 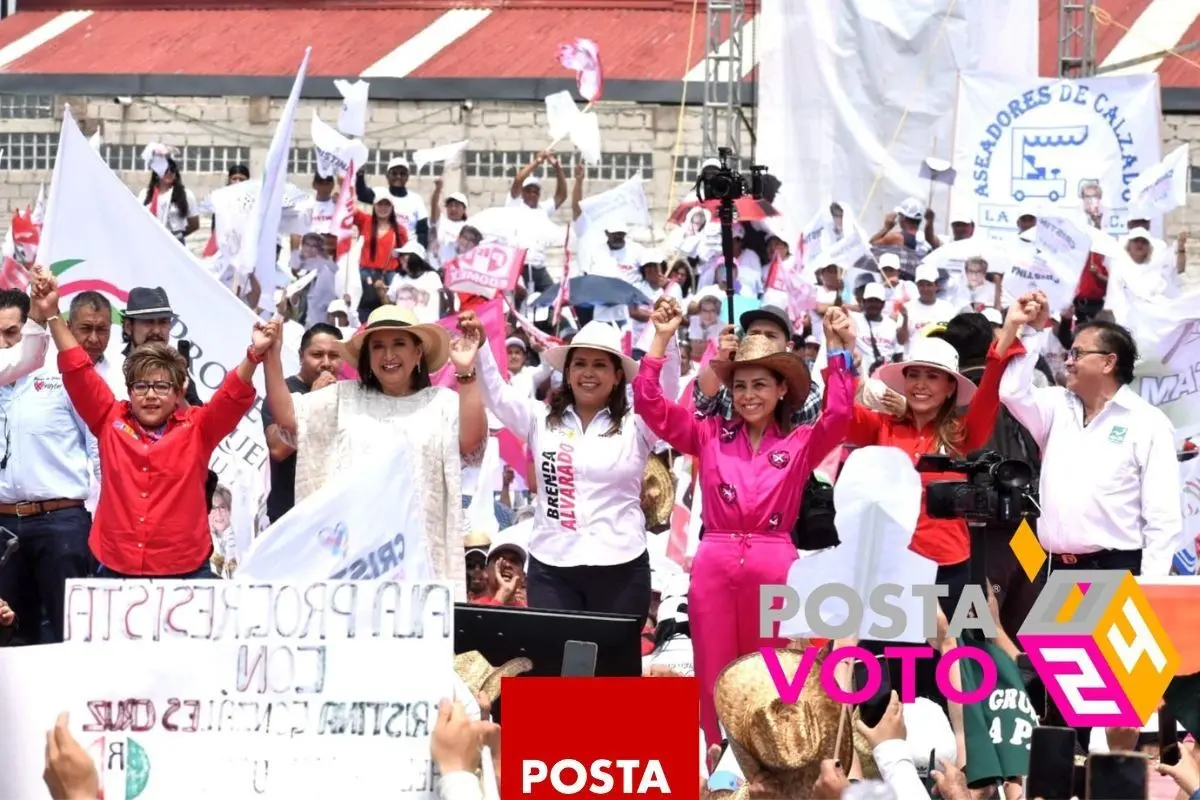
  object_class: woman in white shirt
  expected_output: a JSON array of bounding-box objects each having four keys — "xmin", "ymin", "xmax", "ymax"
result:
[
  {"xmin": 452, "ymin": 313, "xmax": 660, "ymax": 622},
  {"xmin": 430, "ymin": 176, "xmax": 469, "ymax": 269},
  {"xmin": 388, "ymin": 242, "xmax": 444, "ymax": 323},
  {"xmin": 140, "ymin": 158, "xmax": 199, "ymax": 244}
]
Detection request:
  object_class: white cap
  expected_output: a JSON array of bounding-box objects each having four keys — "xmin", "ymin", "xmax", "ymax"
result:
[
  {"xmin": 327, "ymin": 298, "xmax": 348, "ymax": 315},
  {"xmin": 878, "ymin": 252, "xmax": 901, "ymax": 272},
  {"xmin": 397, "ymin": 240, "xmax": 427, "ymax": 260},
  {"xmin": 982, "ymin": 307, "xmax": 1003, "ymax": 325},
  {"xmin": 950, "ymin": 212, "xmax": 975, "ymax": 225},
  {"xmin": 863, "ymin": 283, "xmax": 886, "ymax": 302},
  {"xmin": 914, "ymin": 264, "xmax": 939, "ymax": 284},
  {"xmin": 522, "ymin": 175, "xmax": 541, "ymax": 189},
  {"xmin": 504, "ymin": 336, "xmax": 527, "ymax": 351},
  {"xmin": 445, "ymin": 191, "xmax": 468, "ymax": 208},
  {"xmin": 896, "ymin": 197, "xmax": 925, "ymax": 220},
  {"xmin": 1127, "ymin": 226, "xmax": 1152, "ymax": 242},
  {"xmin": 701, "ymin": 157, "xmax": 721, "ymax": 170},
  {"xmin": 386, "ymin": 156, "xmax": 409, "ymax": 172},
  {"xmin": 639, "ymin": 249, "xmax": 665, "ymax": 267},
  {"xmin": 606, "ymin": 222, "xmax": 629, "ymax": 235},
  {"xmin": 371, "ymin": 190, "xmax": 394, "ymax": 206},
  {"xmin": 804, "ymin": 335, "xmax": 820, "ymax": 346}
]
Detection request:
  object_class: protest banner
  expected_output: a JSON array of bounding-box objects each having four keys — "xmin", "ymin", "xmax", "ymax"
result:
[
  {"xmin": 40, "ymin": 107, "xmax": 300, "ymax": 538},
  {"xmin": 1005, "ymin": 213, "xmax": 1090, "ymax": 312},
  {"xmin": 578, "ymin": 175, "xmax": 651, "ymax": 230},
  {"xmin": 950, "ymin": 72, "xmax": 1160, "ymax": 237},
  {"xmin": 238, "ymin": 442, "xmax": 432, "ymax": 582},
  {"xmin": 0, "ymin": 580, "xmax": 454, "ymax": 799},
  {"xmin": 1116, "ymin": 287, "xmax": 1200, "ymax": 444},
  {"xmin": 310, "ymin": 111, "xmax": 368, "ymax": 179},
  {"xmin": 1128, "ymin": 144, "xmax": 1190, "ymax": 218},
  {"xmin": 443, "ymin": 242, "xmax": 525, "ymax": 298}
]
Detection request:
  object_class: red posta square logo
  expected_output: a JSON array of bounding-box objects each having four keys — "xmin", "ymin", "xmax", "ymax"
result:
[{"xmin": 501, "ymin": 677, "xmax": 700, "ymax": 798}]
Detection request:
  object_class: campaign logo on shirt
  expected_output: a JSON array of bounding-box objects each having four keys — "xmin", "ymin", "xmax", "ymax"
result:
[
  {"xmin": 112, "ymin": 419, "xmax": 140, "ymax": 441},
  {"xmin": 768, "ymin": 450, "xmax": 790, "ymax": 469},
  {"xmin": 1108, "ymin": 425, "xmax": 1128, "ymax": 444},
  {"xmin": 32, "ymin": 375, "xmax": 63, "ymax": 392},
  {"xmin": 502, "ymin": 677, "xmax": 699, "ymax": 799}
]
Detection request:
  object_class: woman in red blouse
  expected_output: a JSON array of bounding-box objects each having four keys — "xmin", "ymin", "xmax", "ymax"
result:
[{"xmin": 846, "ymin": 331, "xmax": 1025, "ymax": 613}]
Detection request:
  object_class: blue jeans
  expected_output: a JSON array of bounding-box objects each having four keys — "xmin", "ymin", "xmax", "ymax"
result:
[
  {"xmin": 96, "ymin": 563, "xmax": 218, "ymax": 580},
  {"xmin": 0, "ymin": 506, "xmax": 93, "ymax": 645}
]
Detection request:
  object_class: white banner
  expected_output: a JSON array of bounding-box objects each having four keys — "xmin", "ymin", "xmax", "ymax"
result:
[
  {"xmin": 310, "ymin": 111, "xmax": 368, "ymax": 179},
  {"xmin": 40, "ymin": 108, "xmax": 300, "ymax": 521},
  {"xmin": 238, "ymin": 442, "xmax": 432, "ymax": 582},
  {"xmin": 1005, "ymin": 213, "xmax": 1091, "ymax": 311},
  {"xmin": 0, "ymin": 579, "xmax": 453, "ymax": 799},
  {"xmin": 951, "ymin": 72, "xmax": 1161, "ymax": 239},
  {"xmin": 1128, "ymin": 143, "xmax": 1190, "ymax": 218},
  {"xmin": 412, "ymin": 140, "xmax": 468, "ymax": 173},
  {"xmin": 545, "ymin": 90, "xmax": 581, "ymax": 142},
  {"xmin": 334, "ymin": 78, "xmax": 370, "ymax": 138},
  {"xmin": 578, "ymin": 175, "xmax": 651, "ymax": 230}
]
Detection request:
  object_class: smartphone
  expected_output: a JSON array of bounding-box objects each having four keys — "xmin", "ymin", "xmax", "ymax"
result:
[
  {"xmin": 178, "ymin": 339, "xmax": 192, "ymax": 365},
  {"xmin": 1158, "ymin": 708, "xmax": 1182, "ymax": 766},
  {"xmin": 851, "ymin": 655, "xmax": 892, "ymax": 729},
  {"xmin": 1025, "ymin": 726, "xmax": 1077, "ymax": 800},
  {"xmin": 561, "ymin": 640, "xmax": 598, "ymax": 677},
  {"xmin": 1086, "ymin": 752, "xmax": 1148, "ymax": 800}
]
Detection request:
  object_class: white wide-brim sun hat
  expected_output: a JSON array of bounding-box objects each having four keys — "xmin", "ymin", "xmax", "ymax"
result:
[
  {"xmin": 874, "ymin": 337, "xmax": 976, "ymax": 405},
  {"xmin": 542, "ymin": 321, "xmax": 639, "ymax": 378}
]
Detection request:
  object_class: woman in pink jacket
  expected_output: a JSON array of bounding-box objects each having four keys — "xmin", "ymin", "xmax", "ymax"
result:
[{"xmin": 633, "ymin": 300, "xmax": 857, "ymax": 746}]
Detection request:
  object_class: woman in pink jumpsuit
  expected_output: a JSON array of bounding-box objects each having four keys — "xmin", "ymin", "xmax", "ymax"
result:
[{"xmin": 633, "ymin": 303, "xmax": 857, "ymax": 746}]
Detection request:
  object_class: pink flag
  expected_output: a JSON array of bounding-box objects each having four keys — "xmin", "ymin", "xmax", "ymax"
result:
[
  {"xmin": 557, "ymin": 38, "xmax": 603, "ymax": 103},
  {"xmin": 332, "ymin": 160, "xmax": 358, "ymax": 259},
  {"xmin": 430, "ymin": 297, "xmax": 509, "ymax": 388}
]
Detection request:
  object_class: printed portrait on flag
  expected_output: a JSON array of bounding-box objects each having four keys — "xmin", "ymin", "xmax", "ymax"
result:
[{"xmin": 950, "ymin": 72, "xmax": 1161, "ymax": 239}]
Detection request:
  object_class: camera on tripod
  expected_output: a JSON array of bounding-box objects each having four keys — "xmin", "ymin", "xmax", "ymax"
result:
[
  {"xmin": 697, "ymin": 147, "xmax": 767, "ymax": 206},
  {"xmin": 916, "ymin": 450, "xmax": 1038, "ymax": 525}
]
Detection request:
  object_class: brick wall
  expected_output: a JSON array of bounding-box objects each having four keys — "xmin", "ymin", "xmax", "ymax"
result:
[{"xmin": 0, "ymin": 93, "xmax": 708, "ymax": 252}]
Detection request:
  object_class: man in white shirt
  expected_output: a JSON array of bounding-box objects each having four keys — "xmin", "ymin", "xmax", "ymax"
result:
[
  {"xmin": 853, "ymin": 283, "xmax": 902, "ymax": 374},
  {"xmin": 903, "ymin": 264, "xmax": 956, "ymax": 354},
  {"xmin": 300, "ymin": 173, "xmax": 337, "ymax": 236},
  {"xmin": 629, "ymin": 251, "xmax": 684, "ymax": 356},
  {"xmin": 508, "ymin": 152, "xmax": 568, "ymax": 293},
  {"xmin": 730, "ymin": 225, "xmax": 763, "ymax": 297},
  {"xmin": 66, "ymin": 292, "xmax": 120, "ymax": 516},
  {"xmin": 996, "ymin": 291, "xmax": 1180, "ymax": 578},
  {"xmin": 578, "ymin": 221, "xmax": 643, "ymax": 326},
  {"xmin": 0, "ymin": 288, "xmax": 93, "ymax": 644}
]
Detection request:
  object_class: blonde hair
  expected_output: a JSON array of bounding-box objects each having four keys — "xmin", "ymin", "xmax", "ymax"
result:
[
  {"xmin": 123, "ymin": 342, "xmax": 188, "ymax": 389},
  {"xmin": 906, "ymin": 396, "xmax": 965, "ymax": 457}
]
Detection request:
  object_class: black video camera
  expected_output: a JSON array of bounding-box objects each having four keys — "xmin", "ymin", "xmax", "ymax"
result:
[
  {"xmin": 696, "ymin": 147, "xmax": 767, "ymax": 206},
  {"xmin": 915, "ymin": 450, "xmax": 1038, "ymax": 525}
]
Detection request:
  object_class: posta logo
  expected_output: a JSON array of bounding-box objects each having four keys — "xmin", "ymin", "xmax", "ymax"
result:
[
  {"xmin": 51, "ymin": 259, "xmax": 128, "ymax": 323},
  {"xmin": 1017, "ymin": 569, "xmax": 1179, "ymax": 727},
  {"xmin": 502, "ymin": 677, "xmax": 699, "ymax": 798}
]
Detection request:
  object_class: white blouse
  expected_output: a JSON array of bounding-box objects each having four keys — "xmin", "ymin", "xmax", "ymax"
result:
[{"xmin": 476, "ymin": 343, "xmax": 658, "ymax": 567}]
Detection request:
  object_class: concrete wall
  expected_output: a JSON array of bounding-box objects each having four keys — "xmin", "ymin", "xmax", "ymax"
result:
[{"xmin": 0, "ymin": 93, "xmax": 708, "ymax": 253}]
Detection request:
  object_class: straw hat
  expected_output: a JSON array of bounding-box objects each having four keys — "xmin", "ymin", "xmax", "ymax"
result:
[
  {"xmin": 453, "ymin": 651, "xmax": 533, "ymax": 705},
  {"xmin": 715, "ymin": 649, "xmax": 852, "ymax": 797},
  {"xmin": 709, "ymin": 336, "xmax": 812, "ymax": 412},
  {"xmin": 340, "ymin": 305, "xmax": 450, "ymax": 372},
  {"xmin": 542, "ymin": 321, "xmax": 638, "ymax": 378},
  {"xmin": 641, "ymin": 457, "xmax": 675, "ymax": 529},
  {"xmin": 463, "ymin": 531, "xmax": 492, "ymax": 549},
  {"xmin": 873, "ymin": 336, "xmax": 976, "ymax": 404}
]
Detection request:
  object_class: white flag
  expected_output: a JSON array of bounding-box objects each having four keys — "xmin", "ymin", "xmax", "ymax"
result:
[
  {"xmin": 238, "ymin": 441, "xmax": 433, "ymax": 582},
  {"xmin": 412, "ymin": 140, "xmax": 469, "ymax": 173},
  {"xmin": 1129, "ymin": 143, "xmax": 1190, "ymax": 218},
  {"xmin": 545, "ymin": 90, "xmax": 582, "ymax": 141},
  {"xmin": 334, "ymin": 78, "xmax": 370, "ymax": 138},
  {"xmin": 310, "ymin": 111, "xmax": 368, "ymax": 179},
  {"xmin": 1011, "ymin": 213, "xmax": 1091, "ymax": 312},
  {"xmin": 237, "ymin": 47, "xmax": 310, "ymax": 309},
  {"xmin": 88, "ymin": 130, "xmax": 102, "ymax": 154},
  {"xmin": 570, "ymin": 111, "xmax": 602, "ymax": 166},
  {"xmin": 578, "ymin": 174, "xmax": 651, "ymax": 230}
]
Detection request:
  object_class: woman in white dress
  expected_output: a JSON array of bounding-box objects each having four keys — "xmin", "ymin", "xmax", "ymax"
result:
[{"xmin": 262, "ymin": 305, "xmax": 488, "ymax": 598}]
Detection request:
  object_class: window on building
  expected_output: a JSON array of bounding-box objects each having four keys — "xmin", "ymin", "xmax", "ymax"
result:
[
  {"xmin": 180, "ymin": 145, "xmax": 251, "ymax": 174},
  {"xmin": 100, "ymin": 144, "xmax": 141, "ymax": 172},
  {"xmin": 1190, "ymin": 166, "xmax": 1200, "ymax": 195},
  {"xmin": 0, "ymin": 132, "xmax": 57, "ymax": 171},
  {"xmin": 462, "ymin": 150, "xmax": 653, "ymax": 181},
  {"xmin": 0, "ymin": 94, "xmax": 53, "ymax": 120}
]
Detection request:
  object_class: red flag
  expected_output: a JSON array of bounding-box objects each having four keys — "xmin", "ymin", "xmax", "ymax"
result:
[
  {"xmin": 0, "ymin": 257, "xmax": 29, "ymax": 291},
  {"xmin": 333, "ymin": 160, "xmax": 358, "ymax": 259},
  {"xmin": 202, "ymin": 230, "xmax": 219, "ymax": 258}
]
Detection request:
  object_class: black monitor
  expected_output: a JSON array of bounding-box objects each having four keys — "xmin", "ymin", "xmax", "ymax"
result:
[{"xmin": 454, "ymin": 603, "xmax": 642, "ymax": 678}]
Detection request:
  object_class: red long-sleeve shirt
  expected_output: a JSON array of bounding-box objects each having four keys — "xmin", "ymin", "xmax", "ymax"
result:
[
  {"xmin": 58, "ymin": 346, "xmax": 257, "ymax": 575},
  {"xmin": 844, "ymin": 339, "xmax": 1025, "ymax": 565},
  {"xmin": 354, "ymin": 210, "xmax": 409, "ymax": 271}
]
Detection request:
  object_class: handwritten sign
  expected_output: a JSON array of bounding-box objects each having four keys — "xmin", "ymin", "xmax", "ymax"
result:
[
  {"xmin": 443, "ymin": 243, "xmax": 526, "ymax": 298},
  {"xmin": 1006, "ymin": 213, "xmax": 1091, "ymax": 311},
  {"xmin": 47, "ymin": 579, "xmax": 455, "ymax": 799}
]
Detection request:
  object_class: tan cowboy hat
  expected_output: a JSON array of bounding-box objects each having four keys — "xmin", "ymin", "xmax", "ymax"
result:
[
  {"xmin": 641, "ymin": 457, "xmax": 674, "ymax": 529},
  {"xmin": 453, "ymin": 651, "xmax": 533, "ymax": 705},
  {"xmin": 715, "ymin": 648, "xmax": 852, "ymax": 798},
  {"xmin": 709, "ymin": 335, "xmax": 812, "ymax": 411},
  {"xmin": 463, "ymin": 531, "xmax": 492, "ymax": 549},
  {"xmin": 542, "ymin": 321, "xmax": 638, "ymax": 378},
  {"xmin": 340, "ymin": 305, "xmax": 450, "ymax": 372},
  {"xmin": 874, "ymin": 336, "xmax": 976, "ymax": 404}
]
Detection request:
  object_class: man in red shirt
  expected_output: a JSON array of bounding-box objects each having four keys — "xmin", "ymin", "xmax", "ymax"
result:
[
  {"xmin": 472, "ymin": 539, "xmax": 527, "ymax": 607},
  {"xmin": 32, "ymin": 272, "xmax": 273, "ymax": 579}
]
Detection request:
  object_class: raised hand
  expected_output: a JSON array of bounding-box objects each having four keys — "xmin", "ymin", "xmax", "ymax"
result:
[
  {"xmin": 715, "ymin": 324, "xmax": 738, "ymax": 360},
  {"xmin": 43, "ymin": 713, "xmax": 99, "ymax": 800},
  {"xmin": 1004, "ymin": 292, "xmax": 1038, "ymax": 328},
  {"xmin": 312, "ymin": 370, "xmax": 338, "ymax": 391},
  {"xmin": 829, "ymin": 307, "xmax": 855, "ymax": 351},
  {"xmin": 650, "ymin": 299, "xmax": 683, "ymax": 336},
  {"xmin": 29, "ymin": 270, "xmax": 60, "ymax": 324},
  {"xmin": 250, "ymin": 321, "xmax": 275, "ymax": 357},
  {"xmin": 433, "ymin": 175, "xmax": 444, "ymax": 190},
  {"xmin": 1030, "ymin": 290, "xmax": 1052, "ymax": 329},
  {"xmin": 457, "ymin": 310, "xmax": 485, "ymax": 345},
  {"xmin": 449, "ymin": 334, "xmax": 480, "ymax": 373}
]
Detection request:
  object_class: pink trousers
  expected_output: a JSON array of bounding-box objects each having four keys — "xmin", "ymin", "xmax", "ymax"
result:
[{"xmin": 688, "ymin": 530, "xmax": 797, "ymax": 747}]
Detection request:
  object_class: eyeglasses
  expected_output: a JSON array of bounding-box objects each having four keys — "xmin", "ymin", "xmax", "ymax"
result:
[
  {"xmin": 1066, "ymin": 348, "xmax": 1112, "ymax": 362},
  {"xmin": 130, "ymin": 381, "xmax": 177, "ymax": 397}
]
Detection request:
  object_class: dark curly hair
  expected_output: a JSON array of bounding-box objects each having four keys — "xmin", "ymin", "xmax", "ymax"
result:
[{"xmin": 546, "ymin": 348, "xmax": 629, "ymax": 436}]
